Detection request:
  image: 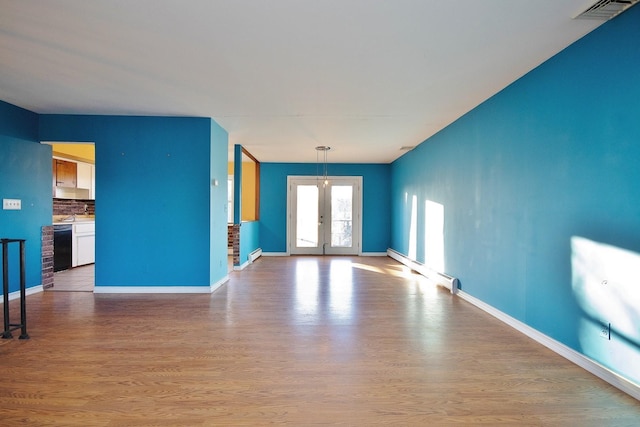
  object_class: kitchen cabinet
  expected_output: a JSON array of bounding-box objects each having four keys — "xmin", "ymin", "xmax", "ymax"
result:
[
  {"xmin": 72, "ymin": 222, "xmax": 95, "ymax": 267},
  {"xmin": 53, "ymin": 159, "xmax": 77, "ymax": 189},
  {"xmin": 77, "ymin": 162, "xmax": 91, "ymax": 190},
  {"xmin": 53, "ymin": 157, "xmax": 95, "ymax": 200},
  {"xmin": 76, "ymin": 162, "xmax": 95, "ymax": 199}
]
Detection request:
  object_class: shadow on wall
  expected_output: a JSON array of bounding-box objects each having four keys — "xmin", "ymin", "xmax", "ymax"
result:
[{"xmin": 571, "ymin": 236, "xmax": 640, "ymax": 384}]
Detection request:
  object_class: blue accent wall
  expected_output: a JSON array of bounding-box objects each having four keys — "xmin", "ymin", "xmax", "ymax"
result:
[
  {"xmin": 39, "ymin": 114, "xmax": 228, "ymax": 288},
  {"xmin": 391, "ymin": 8, "xmax": 640, "ymax": 384},
  {"xmin": 260, "ymin": 163, "xmax": 390, "ymax": 253},
  {"xmin": 0, "ymin": 101, "xmax": 51, "ymax": 292}
]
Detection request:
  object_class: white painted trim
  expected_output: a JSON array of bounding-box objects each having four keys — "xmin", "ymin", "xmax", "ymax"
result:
[
  {"xmin": 248, "ymin": 248, "xmax": 262, "ymax": 263},
  {"xmin": 456, "ymin": 290, "xmax": 640, "ymax": 401},
  {"xmin": 3, "ymin": 285, "xmax": 43, "ymax": 302},
  {"xmin": 28, "ymin": 285, "xmax": 44, "ymax": 296},
  {"xmin": 93, "ymin": 286, "xmax": 215, "ymax": 294},
  {"xmin": 387, "ymin": 248, "xmax": 459, "ymax": 294},
  {"xmin": 210, "ymin": 276, "xmax": 229, "ymax": 293},
  {"xmin": 263, "ymin": 252, "xmax": 387, "ymax": 257},
  {"xmin": 233, "ymin": 260, "xmax": 250, "ymax": 271}
]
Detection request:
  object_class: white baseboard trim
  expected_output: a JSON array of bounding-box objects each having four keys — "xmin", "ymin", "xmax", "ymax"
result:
[
  {"xmin": 28, "ymin": 285, "xmax": 44, "ymax": 296},
  {"xmin": 233, "ymin": 260, "xmax": 249, "ymax": 271},
  {"xmin": 93, "ymin": 286, "xmax": 216, "ymax": 294},
  {"xmin": 387, "ymin": 249, "xmax": 459, "ymax": 294},
  {"xmin": 262, "ymin": 252, "xmax": 388, "ymax": 257},
  {"xmin": 386, "ymin": 247, "xmax": 640, "ymax": 400},
  {"xmin": 457, "ymin": 290, "xmax": 640, "ymax": 401},
  {"xmin": 210, "ymin": 275, "xmax": 229, "ymax": 293},
  {"xmin": 3, "ymin": 285, "xmax": 44, "ymax": 302}
]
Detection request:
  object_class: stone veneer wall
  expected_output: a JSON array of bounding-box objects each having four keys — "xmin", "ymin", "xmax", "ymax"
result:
[
  {"xmin": 41, "ymin": 225, "xmax": 54, "ymax": 289},
  {"xmin": 53, "ymin": 198, "xmax": 95, "ymax": 216},
  {"xmin": 230, "ymin": 224, "xmax": 240, "ymax": 266}
]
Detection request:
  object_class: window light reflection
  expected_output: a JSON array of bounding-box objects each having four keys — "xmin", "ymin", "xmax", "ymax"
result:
[
  {"xmin": 408, "ymin": 195, "xmax": 418, "ymax": 260},
  {"xmin": 329, "ymin": 260, "xmax": 353, "ymax": 320},
  {"xmin": 295, "ymin": 260, "xmax": 319, "ymax": 318},
  {"xmin": 424, "ymin": 200, "xmax": 445, "ymax": 272},
  {"xmin": 571, "ymin": 236, "xmax": 640, "ymax": 384},
  {"xmin": 351, "ymin": 262, "xmax": 384, "ymax": 274}
]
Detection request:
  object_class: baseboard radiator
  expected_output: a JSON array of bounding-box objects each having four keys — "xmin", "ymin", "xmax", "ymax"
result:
[
  {"xmin": 387, "ymin": 248, "xmax": 459, "ymax": 294},
  {"xmin": 248, "ymin": 248, "xmax": 262, "ymax": 263}
]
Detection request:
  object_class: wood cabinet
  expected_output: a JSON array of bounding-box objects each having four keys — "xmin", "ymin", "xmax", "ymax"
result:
[
  {"xmin": 53, "ymin": 159, "xmax": 77, "ymax": 188},
  {"xmin": 53, "ymin": 158, "xmax": 95, "ymax": 200}
]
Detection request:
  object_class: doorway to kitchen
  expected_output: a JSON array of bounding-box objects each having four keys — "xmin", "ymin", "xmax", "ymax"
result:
[
  {"xmin": 51, "ymin": 264, "xmax": 94, "ymax": 292},
  {"xmin": 288, "ymin": 176, "xmax": 362, "ymax": 255},
  {"xmin": 45, "ymin": 142, "xmax": 96, "ymax": 292}
]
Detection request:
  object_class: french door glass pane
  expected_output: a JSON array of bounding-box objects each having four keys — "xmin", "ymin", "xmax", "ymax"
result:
[
  {"xmin": 331, "ymin": 185, "xmax": 353, "ymax": 247},
  {"xmin": 296, "ymin": 185, "xmax": 319, "ymax": 247}
]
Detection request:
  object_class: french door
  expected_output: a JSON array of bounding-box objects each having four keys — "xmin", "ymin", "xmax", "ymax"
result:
[{"xmin": 288, "ymin": 176, "xmax": 362, "ymax": 255}]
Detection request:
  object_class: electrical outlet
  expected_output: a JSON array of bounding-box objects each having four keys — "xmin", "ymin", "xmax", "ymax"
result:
[
  {"xmin": 600, "ymin": 322, "xmax": 611, "ymax": 340},
  {"xmin": 2, "ymin": 199, "xmax": 21, "ymax": 210}
]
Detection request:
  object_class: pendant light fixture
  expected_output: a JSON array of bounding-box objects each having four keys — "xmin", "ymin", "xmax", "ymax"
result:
[{"xmin": 315, "ymin": 146, "xmax": 331, "ymax": 187}]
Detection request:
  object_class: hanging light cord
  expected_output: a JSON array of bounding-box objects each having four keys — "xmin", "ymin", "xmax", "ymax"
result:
[{"xmin": 315, "ymin": 146, "xmax": 331, "ymax": 187}]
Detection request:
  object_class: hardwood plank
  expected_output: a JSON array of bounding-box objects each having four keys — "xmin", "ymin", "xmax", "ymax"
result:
[{"xmin": 0, "ymin": 256, "xmax": 638, "ymax": 425}]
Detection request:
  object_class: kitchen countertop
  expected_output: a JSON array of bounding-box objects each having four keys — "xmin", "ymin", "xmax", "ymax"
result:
[{"xmin": 52, "ymin": 215, "xmax": 95, "ymax": 225}]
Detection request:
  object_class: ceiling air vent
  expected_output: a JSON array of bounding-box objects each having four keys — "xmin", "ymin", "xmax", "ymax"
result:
[{"xmin": 575, "ymin": 0, "xmax": 639, "ymax": 20}]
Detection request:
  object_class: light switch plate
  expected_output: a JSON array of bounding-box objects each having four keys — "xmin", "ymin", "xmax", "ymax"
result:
[{"xmin": 3, "ymin": 199, "xmax": 22, "ymax": 210}]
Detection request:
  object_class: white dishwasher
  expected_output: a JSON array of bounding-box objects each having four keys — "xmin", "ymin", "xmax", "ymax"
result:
[{"xmin": 72, "ymin": 222, "xmax": 95, "ymax": 267}]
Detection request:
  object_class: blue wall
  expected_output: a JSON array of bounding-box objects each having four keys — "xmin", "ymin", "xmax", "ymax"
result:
[
  {"xmin": 240, "ymin": 221, "xmax": 260, "ymax": 265},
  {"xmin": 0, "ymin": 101, "xmax": 52, "ymax": 292},
  {"xmin": 39, "ymin": 114, "xmax": 227, "ymax": 288},
  {"xmin": 260, "ymin": 163, "xmax": 390, "ymax": 253},
  {"xmin": 391, "ymin": 8, "xmax": 640, "ymax": 384}
]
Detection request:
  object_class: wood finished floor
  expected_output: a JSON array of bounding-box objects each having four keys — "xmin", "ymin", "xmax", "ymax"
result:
[
  {"xmin": 48, "ymin": 257, "xmax": 234, "ymax": 292},
  {"xmin": 50, "ymin": 264, "xmax": 95, "ymax": 292},
  {"xmin": 1, "ymin": 256, "xmax": 638, "ymax": 426}
]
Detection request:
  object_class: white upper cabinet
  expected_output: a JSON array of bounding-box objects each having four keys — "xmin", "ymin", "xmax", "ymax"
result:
[
  {"xmin": 70, "ymin": 161, "xmax": 95, "ymax": 200},
  {"xmin": 77, "ymin": 162, "xmax": 92, "ymax": 190}
]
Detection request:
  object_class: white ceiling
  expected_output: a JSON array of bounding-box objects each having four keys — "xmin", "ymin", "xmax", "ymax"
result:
[{"xmin": 0, "ymin": 0, "xmax": 605, "ymax": 163}]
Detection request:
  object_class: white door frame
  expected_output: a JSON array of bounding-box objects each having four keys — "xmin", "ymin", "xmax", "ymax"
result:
[{"xmin": 287, "ymin": 176, "xmax": 362, "ymax": 256}]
